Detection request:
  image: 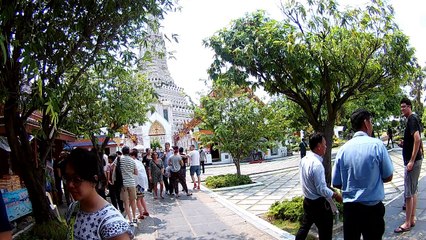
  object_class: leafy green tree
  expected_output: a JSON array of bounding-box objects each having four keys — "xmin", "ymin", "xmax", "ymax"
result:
[
  {"xmin": 204, "ymin": 0, "xmax": 415, "ymax": 184},
  {"xmin": 0, "ymin": 1, "xmax": 174, "ymax": 223},
  {"xmin": 196, "ymin": 81, "xmax": 275, "ymax": 176},
  {"xmin": 63, "ymin": 65, "xmax": 156, "ymax": 158},
  {"xmin": 266, "ymin": 96, "xmax": 308, "ymax": 144},
  {"xmin": 409, "ymin": 64, "xmax": 425, "ymax": 119}
]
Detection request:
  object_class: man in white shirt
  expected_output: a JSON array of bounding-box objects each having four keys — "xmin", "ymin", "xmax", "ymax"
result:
[
  {"xmin": 296, "ymin": 133, "xmax": 342, "ymax": 240},
  {"xmin": 188, "ymin": 145, "xmax": 201, "ymax": 190}
]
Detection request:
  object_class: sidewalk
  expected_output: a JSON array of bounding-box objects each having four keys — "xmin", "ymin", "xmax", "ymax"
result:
[
  {"xmin": 134, "ymin": 185, "xmax": 291, "ymax": 239},
  {"xmin": 382, "ymin": 176, "xmax": 426, "ymax": 239}
]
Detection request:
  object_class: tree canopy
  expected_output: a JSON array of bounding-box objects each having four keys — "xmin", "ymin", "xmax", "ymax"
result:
[
  {"xmin": 0, "ymin": 0, "xmax": 175, "ymax": 223},
  {"xmin": 196, "ymin": 81, "xmax": 278, "ymax": 176},
  {"xmin": 204, "ymin": 0, "xmax": 415, "ymax": 183}
]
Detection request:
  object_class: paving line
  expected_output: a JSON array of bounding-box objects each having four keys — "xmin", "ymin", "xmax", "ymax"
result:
[{"xmin": 175, "ymin": 198, "xmax": 197, "ymax": 237}]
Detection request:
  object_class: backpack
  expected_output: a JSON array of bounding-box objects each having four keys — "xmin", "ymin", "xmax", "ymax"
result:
[{"xmin": 114, "ymin": 157, "xmax": 124, "ymax": 190}]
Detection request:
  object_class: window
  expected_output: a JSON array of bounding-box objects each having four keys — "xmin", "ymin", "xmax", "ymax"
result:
[{"xmin": 163, "ymin": 109, "xmax": 169, "ymax": 121}]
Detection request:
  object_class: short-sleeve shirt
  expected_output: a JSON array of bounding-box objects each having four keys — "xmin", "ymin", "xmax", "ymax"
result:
[
  {"xmin": 66, "ymin": 202, "xmax": 133, "ymax": 240},
  {"xmin": 188, "ymin": 150, "xmax": 200, "ymax": 166},
  {"xmin": 332, "ymin": 131, "xmax": 394, "ymax": 205},
  {"xmin": 169, "ymin": 154, "xmax": 182, "ymax": 173},
  {"xmin": 403, "ymin": 114, "xmax": 423, "ymax": 165},
  {"xmin": 120, "ymin": 155, "xmax": 136, "ymax": 187}
]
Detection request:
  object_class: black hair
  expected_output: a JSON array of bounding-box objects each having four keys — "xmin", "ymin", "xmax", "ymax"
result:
[
  {"xmin": 351, "ymin": 109, "xmax": 372, "ymax": 131},
  {"xmin": 179, "ymin": 147, "xmax": 184, "ymax": 153},
  {"xmin": 65, "ymin": 148, "xmax": 98, "ymax": 183},
  {"xmin": 108, "ymin": 155, "xmax": 115, "ymax": 161},
  {"xmin": 130, "ymin": 150, "xmax": 137, "ymax": 157},
  {"xmin": 309, "ymin": 133, "xmax": 324, "ymax": 151},
  {"xmin": 400, "ymin": 97, "xmax": 412, "ymax": 106},
  {"xmin": 172, "ymin": 146, "xmax": 179, "ymax": 151},
  {"xmin": 122, "ymin": 146, "xmax": 130, "ymax": 155},
  {"xmin": 116, "ymin": 151, "xmax": 122, "ymax": 155}
]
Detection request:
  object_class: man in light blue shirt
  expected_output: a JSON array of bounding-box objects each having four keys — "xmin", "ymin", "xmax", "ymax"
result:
[
  {"xmin": 296, "ymin": 133, "xmax": 342, "ymax": 240},
  {"xmin": 332, "ymin": 109, "xmax": 393, "ymax": 240}
]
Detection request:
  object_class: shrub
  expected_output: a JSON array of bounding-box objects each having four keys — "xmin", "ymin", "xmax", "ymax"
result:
[
  {"xmin": 16, "ymin": 220, "xmax": 67, "ymax": 240},
  {"xmin": 267, "ymin": 196, "xmax": 344, "ymax": 223},
  {"xmin": 267, "ymin": 196, "xmax": 304, "ymax": 223},
  {"xmin": 205, "ymin": 174, "xmax": 252, "ymax": 189}
]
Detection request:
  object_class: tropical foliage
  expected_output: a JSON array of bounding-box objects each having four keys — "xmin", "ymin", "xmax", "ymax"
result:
[{"xmin": 204, "ymin": 0, "xmax": 415, "ymax": 183}]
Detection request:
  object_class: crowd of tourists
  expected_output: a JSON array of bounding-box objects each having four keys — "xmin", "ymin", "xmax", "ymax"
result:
[{"xmin": 46, "ymin": 142, "xmax": 207, "ymax": 239}]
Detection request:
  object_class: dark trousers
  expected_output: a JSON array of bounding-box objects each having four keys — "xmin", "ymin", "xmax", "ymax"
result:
[
  {"xmin": 200, "ymin": 161, "xmax": 205, "ymax": 173},
  {"xmin": 163, "ymin": 175, "xmax": 172, "ymax": 194},
  {"xmin": 108, "ymin": 184, "xmax": 124, "ymax": 212},
  {"xmin": 296, "ymin": 197, "xmax": 333, "ymax": 240},
  {"xmin": 170, "ymin": 171, "xmax": 189, "ymax": 194},
  {"xmin": 343, "ymin": 202, "xmax": 385, "ymax": 240}
]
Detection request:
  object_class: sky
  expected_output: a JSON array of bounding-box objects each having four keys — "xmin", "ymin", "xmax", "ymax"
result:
[{"xmin": 161, "ymin": 0, "xmax": 426, "ymax": 103}]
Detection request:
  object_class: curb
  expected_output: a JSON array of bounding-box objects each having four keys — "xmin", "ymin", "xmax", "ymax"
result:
[{"xmin": 210, "ymin": 181, "xmax": 264, "ymax": 192}]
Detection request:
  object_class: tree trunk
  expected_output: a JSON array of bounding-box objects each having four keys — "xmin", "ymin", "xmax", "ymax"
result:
[
  {"xmin": 4, "ymin": 101, "xmax": 57, "ymax": 223},
  {"xmin": 322, "ymin": 122, "xmax": 335, "ymax": 186},
  {"xmin": 234, "ymin": 157, "xmax": 241, "ymax": 176}
]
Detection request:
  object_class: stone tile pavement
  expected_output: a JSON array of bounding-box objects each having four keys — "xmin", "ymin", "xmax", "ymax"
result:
[
  {"xmin": 213, "ymin": 148, "xmax": 426, "ymax": 218},
  {"xmin": 134, "ymin": 188, "xmax": 285, "ymax": 239}
]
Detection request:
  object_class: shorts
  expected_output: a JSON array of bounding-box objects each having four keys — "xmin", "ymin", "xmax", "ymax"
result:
[
  {"xmin": 136, "ymin": 185, "xmax": 145, "ymax": 199},
  {"xmin": 190, "ymin": 165, "xmax": 201, "ymax": 176},
  {"xmin": 404, "ymin": 160, "xmax": 422, "ymax": 198},
  {"xmin": 120, "ymin": 186, "xmax": 136, "ymax": 202}
]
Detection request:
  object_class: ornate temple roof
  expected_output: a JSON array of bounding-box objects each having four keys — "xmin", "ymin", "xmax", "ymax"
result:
[{"xmin": 138, "ymin": 29, "xmax": 193, "ymax": 135}]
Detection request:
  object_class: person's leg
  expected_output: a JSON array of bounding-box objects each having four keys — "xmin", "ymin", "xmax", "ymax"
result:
[
  {"xmin": 140, "ymin": 196, "xmax": 149, "ymax": 215},
  {"xmin": 190, "ymin": 166, "xmax": 196, "ymax": 189},
  {"xmin": 196, "ymin": 166, "xmax": 201, "ymax": 189},
  {"xmin": 163, "ymin": 175, "xmax": 171, "ymax": 194},
  {"xmin": 171, "ymin": 172, "xmax": 179, "ymax": 195},
  {"xmin": 160, "ymin": 181, "xmax": 164, "ymax": 198},
  {"xmin": 315, "ymin": 204, "xmax": 333, "ymax": 240},
  {"xmin": 343, "ymin": 203, "xmax": 362, "ymax": 240},
  {"xmin": 178, "ymin": 172, "xmax": 190, "ymax": 194},
  {"xmin": 121, "ymin": 188, "xmax": 131, "ymax": 221},
  {"xmin": 201, "ymin": 161, "xmax": 205, "ymax": 174},
  {"xmin": 109, "ymin": 184, "xmax": 118, "ymax": 210},
  {"xmin": 361, "ymin": 202, "xmax": 385, "ymax": 239},
  {"xmin": 129, "ymin": 187, "xmax": 137, "ymax": 220},
  {"xmin": 295, "ymin": 198, "xmax": 314, "ymax": 240},
  {"xmin": 136, "ymin": 197, "xmax": 144, "ymax": 219},
  {"xmin": 153, "ymin": 182, "xmax": 158, "ymax": 199}
]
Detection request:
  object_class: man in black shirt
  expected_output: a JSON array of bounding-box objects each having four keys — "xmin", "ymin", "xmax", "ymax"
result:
[{"xmin": 395, "ymin": 98, "xmax": 423, "ymax": 233}]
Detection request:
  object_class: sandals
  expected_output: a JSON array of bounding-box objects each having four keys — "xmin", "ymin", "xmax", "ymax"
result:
[
  {"xmin": 394, "ymin": 225, "xmax": 411, "ymax": 233},
  {"xmin": 142, "ymin": 212, "xmax": 149, "ymax": 217},
  {"xmin": 137, "ymin": 215, "xmax": 145, "ymax": 220}
]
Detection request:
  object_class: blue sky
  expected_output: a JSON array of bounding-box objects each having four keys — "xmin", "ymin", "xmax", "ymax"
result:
[{"xmin": 161, "ymin": 0, "xmax": 426, "ymax": 103}]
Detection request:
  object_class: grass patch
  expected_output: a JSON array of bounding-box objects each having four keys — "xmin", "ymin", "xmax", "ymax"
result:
[
  {"xmin": 16, "ymin": 220, "xmax": 67, "ymax": 240},
  {"xmin": 266, "ymin": 196, "xmax": 343, "ymax": 238},
  {"xmin": 205, "ymin": 174, "xmax": 252, "ymax": 189}
]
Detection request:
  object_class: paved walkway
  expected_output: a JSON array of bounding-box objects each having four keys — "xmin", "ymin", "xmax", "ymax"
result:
[{"xmin": 134, "ymin": 187, "xmax": 286, "ymax": 239}]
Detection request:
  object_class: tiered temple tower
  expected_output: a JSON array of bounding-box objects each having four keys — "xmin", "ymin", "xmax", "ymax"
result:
[{"xmin": 132, "ymin": 28, "xmax": 193, "ymax": 148}]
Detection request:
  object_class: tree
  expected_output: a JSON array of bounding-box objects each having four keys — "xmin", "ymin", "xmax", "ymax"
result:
[
  {"xmin": 409, "ymin": 64, "xmax": 425, "ymax": 119},
  {"xmin": 196, "ymin": 81, "xmax": 275, "ymax": 176},
  {"xmin": 0, "ymin": 1, "xmax": 175, "ymax": 224},
  {"xmin": 204, "ymin": 0, "xmax": 415, "ymax": 184},
  {"xmin": 63, "ymin": 65, "xmax": 156, "ymax": 166}
]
